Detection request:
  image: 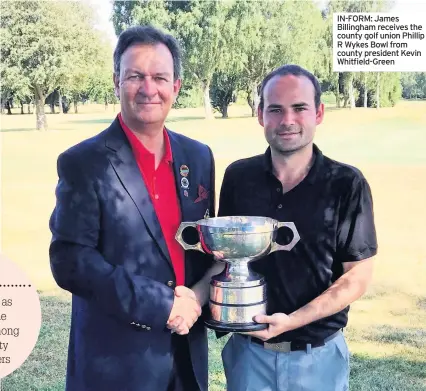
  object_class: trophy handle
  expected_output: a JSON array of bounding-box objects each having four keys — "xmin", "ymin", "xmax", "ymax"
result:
[
  {"xmin": 270, "ymin": 222, "xmax": 300, "ymax": 252},
  {"xmin": 175, "ymin": 222, "xmax": 205, "ymax": 253}
]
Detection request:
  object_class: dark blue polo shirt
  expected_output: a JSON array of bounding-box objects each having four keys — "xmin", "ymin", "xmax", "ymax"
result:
[{"xmin": 218, "ymin": 144, "xmax": 378, "ymax": 344}]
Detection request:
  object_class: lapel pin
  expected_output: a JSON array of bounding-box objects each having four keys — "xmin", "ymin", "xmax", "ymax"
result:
[
  {"xmin": 181, "ymin": 177, "xmax": 189, "ymax": 189},
  {"xmin": 184, "ymin": 190, "xmax": 189, "ymax": 197},
  {"xmin": 180, "ymin": 165, "xmax": 189, "ymax": 177}
]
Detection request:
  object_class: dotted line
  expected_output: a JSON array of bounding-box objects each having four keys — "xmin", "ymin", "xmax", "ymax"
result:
[{"xmin": 0, "ymin": 285, "xmax": 32, "ymax": 287}]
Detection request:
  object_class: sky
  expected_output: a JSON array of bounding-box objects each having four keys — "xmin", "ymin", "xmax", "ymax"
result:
[{"xmin": 89, "ymin": 0, "xmax": 117, "ymax": 48}]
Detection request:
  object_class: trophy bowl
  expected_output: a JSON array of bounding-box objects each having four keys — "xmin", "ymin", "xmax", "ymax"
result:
[{"xmin": 175, "ymin": 216, "xmax": 300, "ymax": 332}]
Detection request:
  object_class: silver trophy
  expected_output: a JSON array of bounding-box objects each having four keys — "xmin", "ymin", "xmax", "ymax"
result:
[{"xmin": 175, "ymin": 216, "xmax": 300, "ymax": 332}]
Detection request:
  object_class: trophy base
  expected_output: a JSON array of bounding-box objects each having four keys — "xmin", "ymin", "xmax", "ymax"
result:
[{"xmin": 204, "ymin": 318, "xmax": 268, "ymax": 332}]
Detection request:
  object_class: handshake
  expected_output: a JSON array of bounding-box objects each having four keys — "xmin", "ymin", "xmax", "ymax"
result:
[{"xmin": 166, "ymin": 286, "xmax": 202, "ymax": 335}]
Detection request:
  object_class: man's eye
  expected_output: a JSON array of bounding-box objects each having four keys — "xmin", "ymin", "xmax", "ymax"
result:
[
  {"xmin": 269, "ymin": 109, "xmax": 281, "ymax": 113},
  {"xmin": 295, "ymin": 107, "xmax": 306, "ymax": 112},
  {"xmin": 155, "ymin": 77, "xmax": 167, "ymax": 81},
  {"xmin": 128, "ymin": 75, "xmax": 142, "ymax": 80}
]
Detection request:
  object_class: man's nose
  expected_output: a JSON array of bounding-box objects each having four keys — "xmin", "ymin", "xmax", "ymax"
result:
[
  {"xmin": 280, "ymin": 110, "xmax": 296, "ymax": 126},
  {"xmin": 138, "ymin": 77, "xmax": 157, "ymax": 96}
]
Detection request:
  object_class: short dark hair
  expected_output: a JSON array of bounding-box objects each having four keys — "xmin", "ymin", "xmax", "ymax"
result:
[
  {"xmin": 113, "ymin": 25, "xmax": 182, "ymax": 80},
  {"xmin": 258, "ymin": 64, "xmax": 322, "ymax": 111}
]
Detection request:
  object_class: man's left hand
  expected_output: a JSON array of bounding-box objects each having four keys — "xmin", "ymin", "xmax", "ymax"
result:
[{"xmin": 241, "ymin": 313, "xmax": 296, "ymax": 341}]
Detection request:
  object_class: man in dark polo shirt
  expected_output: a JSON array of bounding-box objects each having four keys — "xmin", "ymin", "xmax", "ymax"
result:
[
  {"xmin": 218, "ymin": 65, "xmax": 377, "ymax": 390},
  {"xmin": 49, "ymin": 26, "xmax": 215, "ymax": 391}
]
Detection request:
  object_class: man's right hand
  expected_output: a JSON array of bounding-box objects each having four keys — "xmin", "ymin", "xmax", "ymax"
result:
[{"xmin": 167, "ymin": 286, "xmax": 201, "ymax": 335}]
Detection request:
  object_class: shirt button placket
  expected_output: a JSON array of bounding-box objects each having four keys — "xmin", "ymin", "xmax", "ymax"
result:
[{"xmin": 153, "ymin": 175, "xmax": 159, "ymax": 200}]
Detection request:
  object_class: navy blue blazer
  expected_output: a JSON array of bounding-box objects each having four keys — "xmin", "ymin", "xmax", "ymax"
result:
[{"xmin": 49, "ymin": 118, "xmax": 215, "ymax": 391}]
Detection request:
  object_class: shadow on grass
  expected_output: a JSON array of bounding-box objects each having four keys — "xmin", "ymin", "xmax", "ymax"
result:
[
  {"xmin": 64, "ymin": 114, "xmax": 255, "ymax": 126},
  {"xmin": 0, "ymin": 128, "xmax": 35, "ymax": 133},
  {"xmin": 350, "ymin": 353, "xmax": 426, "ymax": 391},
  {"xmin": 207, "ymin": 330, "xmax": 426, "ymax": 391},
  {"xmin": 166, "ymin": 115, "xmax": 206, "ymax": 123},
  {"xmin": 361, "ymin": 284, "xmax": 389, "ymax": 301},
  {"xmin": 4, "ymin": 296, "xmax": 425, "ymax": 391},
  {"xmin": 417, "ymin": 297, "xmax": 426, "ymax": 311},
  {"xmin": 364, "ymin": 325, "xmax": 426, "ymax": 350},
  {"xmin": 1, "ymin": 294, "xmax": 71, "ymax": 391},
  {"xmin": 215, "ymin": 115, "xmax": 255, "ymax": 120},
  {"xmin": 68, "ymin": 115, "xmax": 219, "ymax": 125},
  {"xmin": 66, "ymin": 119, "xmax": 113, "ymax": 125}
]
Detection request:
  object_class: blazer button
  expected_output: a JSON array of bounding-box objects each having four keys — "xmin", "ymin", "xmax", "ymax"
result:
[
  {"xmin": 167, "ymin": 280, "xmax": 175, "ymax": 287},
  {"xmin": 146, "ymin": 326, "xmax": 151, "ymax": 331}
]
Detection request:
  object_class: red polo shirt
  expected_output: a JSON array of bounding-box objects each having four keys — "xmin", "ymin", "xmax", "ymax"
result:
[{"xmin": 118, "ymin": 114, "xmax": 185, "ymax": 286}]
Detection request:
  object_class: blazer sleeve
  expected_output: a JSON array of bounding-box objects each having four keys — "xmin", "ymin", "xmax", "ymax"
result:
[{"xmin": 49, "ymin": 151, "xmax": 174, "ymax": 330}]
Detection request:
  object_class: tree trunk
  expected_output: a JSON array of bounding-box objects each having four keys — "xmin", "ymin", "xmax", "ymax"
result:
[
  {"xmin": 6, "ymin": 101, "xmax": 12, "ymax": 115},
  {"xmin": 201, "ymin": 80, "xmax": 214, "ymax": 119},
  {"xmin": 247, "ymin": 90, "xmax": 255, "ymax": 117},
  {"xmin": 21, "ymin": 102, "xmax": 24, "ymax": 114},
  {"xmin": 27, "ymin": 103, "xmax": 31, "ymax": 114},
  {"xmin": 349, "ymin": 78, "xmax": 355, "ymax": 109},
  {"xmin": 105, "ymin": 96, "xmax": 108, "ymax": 111},
  {"xmin": 74, "ymin": 100, "xmax": 78, "ymax": 113},
  {"xmin": 221, "ymin": 104, "xmax": 228, "ymax": 118},
  {"xmin": 376, "ymin": 73, "xmax": 380, "ymax": 109},
  {"xmin": 50, "ymin": 101, "xmax": 55, "ymax": 114},
  {"xmin": 247, "ymin": 81, "xmax": 259, "ymax": 117},
  {"xmin": 34, "ymin": 85, "xmax": 47, "ymax": 130},
  {"xmin": 58, "ymin": 92, "xmax": 63, "ymax": 114},
  {"xmin": 333, "ymin": 92, "xmax": 340, "ymax": 108},
  {"xmin": 364, "ymin": 73, "xmax": 368, "ymax": 108}
]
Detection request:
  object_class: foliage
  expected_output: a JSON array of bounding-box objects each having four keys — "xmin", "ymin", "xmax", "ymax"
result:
[
  {"xmin": 321, "ymin": 0, "xmax": 398, "ymax": 108},
  {"xmin": 173, "ymin": 84, "xmax": 203, "ymax": 109},
  {"xmin": 401, "ymin": 73, "xmax": 426, "ymax": 99},
  {"xmin": 0, "ymin": 0, "xmax": 112, "ymax": 128},
  {"xmin": 210, "ymin": 71, "xmax": 240, "ymax": 118}
]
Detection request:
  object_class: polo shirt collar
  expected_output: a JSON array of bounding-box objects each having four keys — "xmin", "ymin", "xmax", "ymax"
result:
[
  {"xmin": 262, "ymin": 143, "xmax": 324, "ymax": 184},
  {"xmin": 118, "ymin": 113, "xmax": 173, "ymax": 164}
]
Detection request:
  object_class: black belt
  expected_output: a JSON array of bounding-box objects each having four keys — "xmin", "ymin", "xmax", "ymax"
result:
[{"xmin": 245, "ymin": 330, "xmax": 341, "ymax": 353}]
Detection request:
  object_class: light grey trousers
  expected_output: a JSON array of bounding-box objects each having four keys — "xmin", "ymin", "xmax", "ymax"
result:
[{"xmin": 221, "ymin": 331, "xmax": 349, "ymax": 391}]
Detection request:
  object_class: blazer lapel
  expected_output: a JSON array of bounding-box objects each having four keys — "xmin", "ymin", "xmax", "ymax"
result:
[
  {"xmin": 104, "ymin": 119, "xmax": 172, "ymax": 268},
  {"xmin": 168, "ymin": 131, "xmax": 192, "ymax": 222}
]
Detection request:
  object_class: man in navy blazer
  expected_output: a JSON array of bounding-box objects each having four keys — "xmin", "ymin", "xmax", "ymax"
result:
[{"xmin": 49, "ymin": 26, "xmax": 215, "ymax": 391}]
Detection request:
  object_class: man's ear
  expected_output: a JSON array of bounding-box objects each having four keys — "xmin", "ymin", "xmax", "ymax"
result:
[
  {"xmin": 173, "ymin": 78, "xmax": 182, "ymax": 100},
  {"xmin": 316, "ymin": 102, "xmax": 324, "ymax": 125},
  {"xmin": 257, "ymin": 105, "xmax": 264, "ymax": 127},
  {"xmin": 113, "ymin": 73, "xmax": 120, "ymax": 99}
]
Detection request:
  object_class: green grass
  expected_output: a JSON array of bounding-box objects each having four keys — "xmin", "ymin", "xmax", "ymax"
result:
[
  {"xmin": 1, "ymin": 100, "xmax": 426, "ymax": 390},
  {"xmin": 1, "ymin": 294, "xmax": 70, "ymax": 391}
]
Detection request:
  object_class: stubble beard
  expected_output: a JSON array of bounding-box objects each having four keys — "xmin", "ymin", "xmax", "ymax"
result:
[{"xmin": 269, "ymin": 129, "xmax": 313, "ymax": 156}]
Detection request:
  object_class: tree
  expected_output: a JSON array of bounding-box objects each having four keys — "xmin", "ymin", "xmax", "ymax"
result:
[
  {"xmin": 112, "ymin": 0, "xmax": 235, "ymax": 119},
  {"xmin": 323, "ymin": 0, "xmax": 396, "ymax": 108},
  {"xmin": 88, "ymin": 48, "xmax": 118, "ymax": 111},
  {"xmin": 112, "ymin": 0, "xmax": 171, "ymax": 36},
  {"xmin": 225, "ymin": 0, "xmax": 283, "ymax": 117},
  {"xmin": 210, "ymin": 71, "xmax": 240, "ymax": 118},
  {"xmin": 1, "ymin": 1, "xmax": 108, "ymax": 129},
  {"xmin": 229, "ymin": 0, "xmax": 325, "ymax": 116},
  {"xmin": 401, "ymin": 73, "xmax": 426, "ymax": 99}
]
